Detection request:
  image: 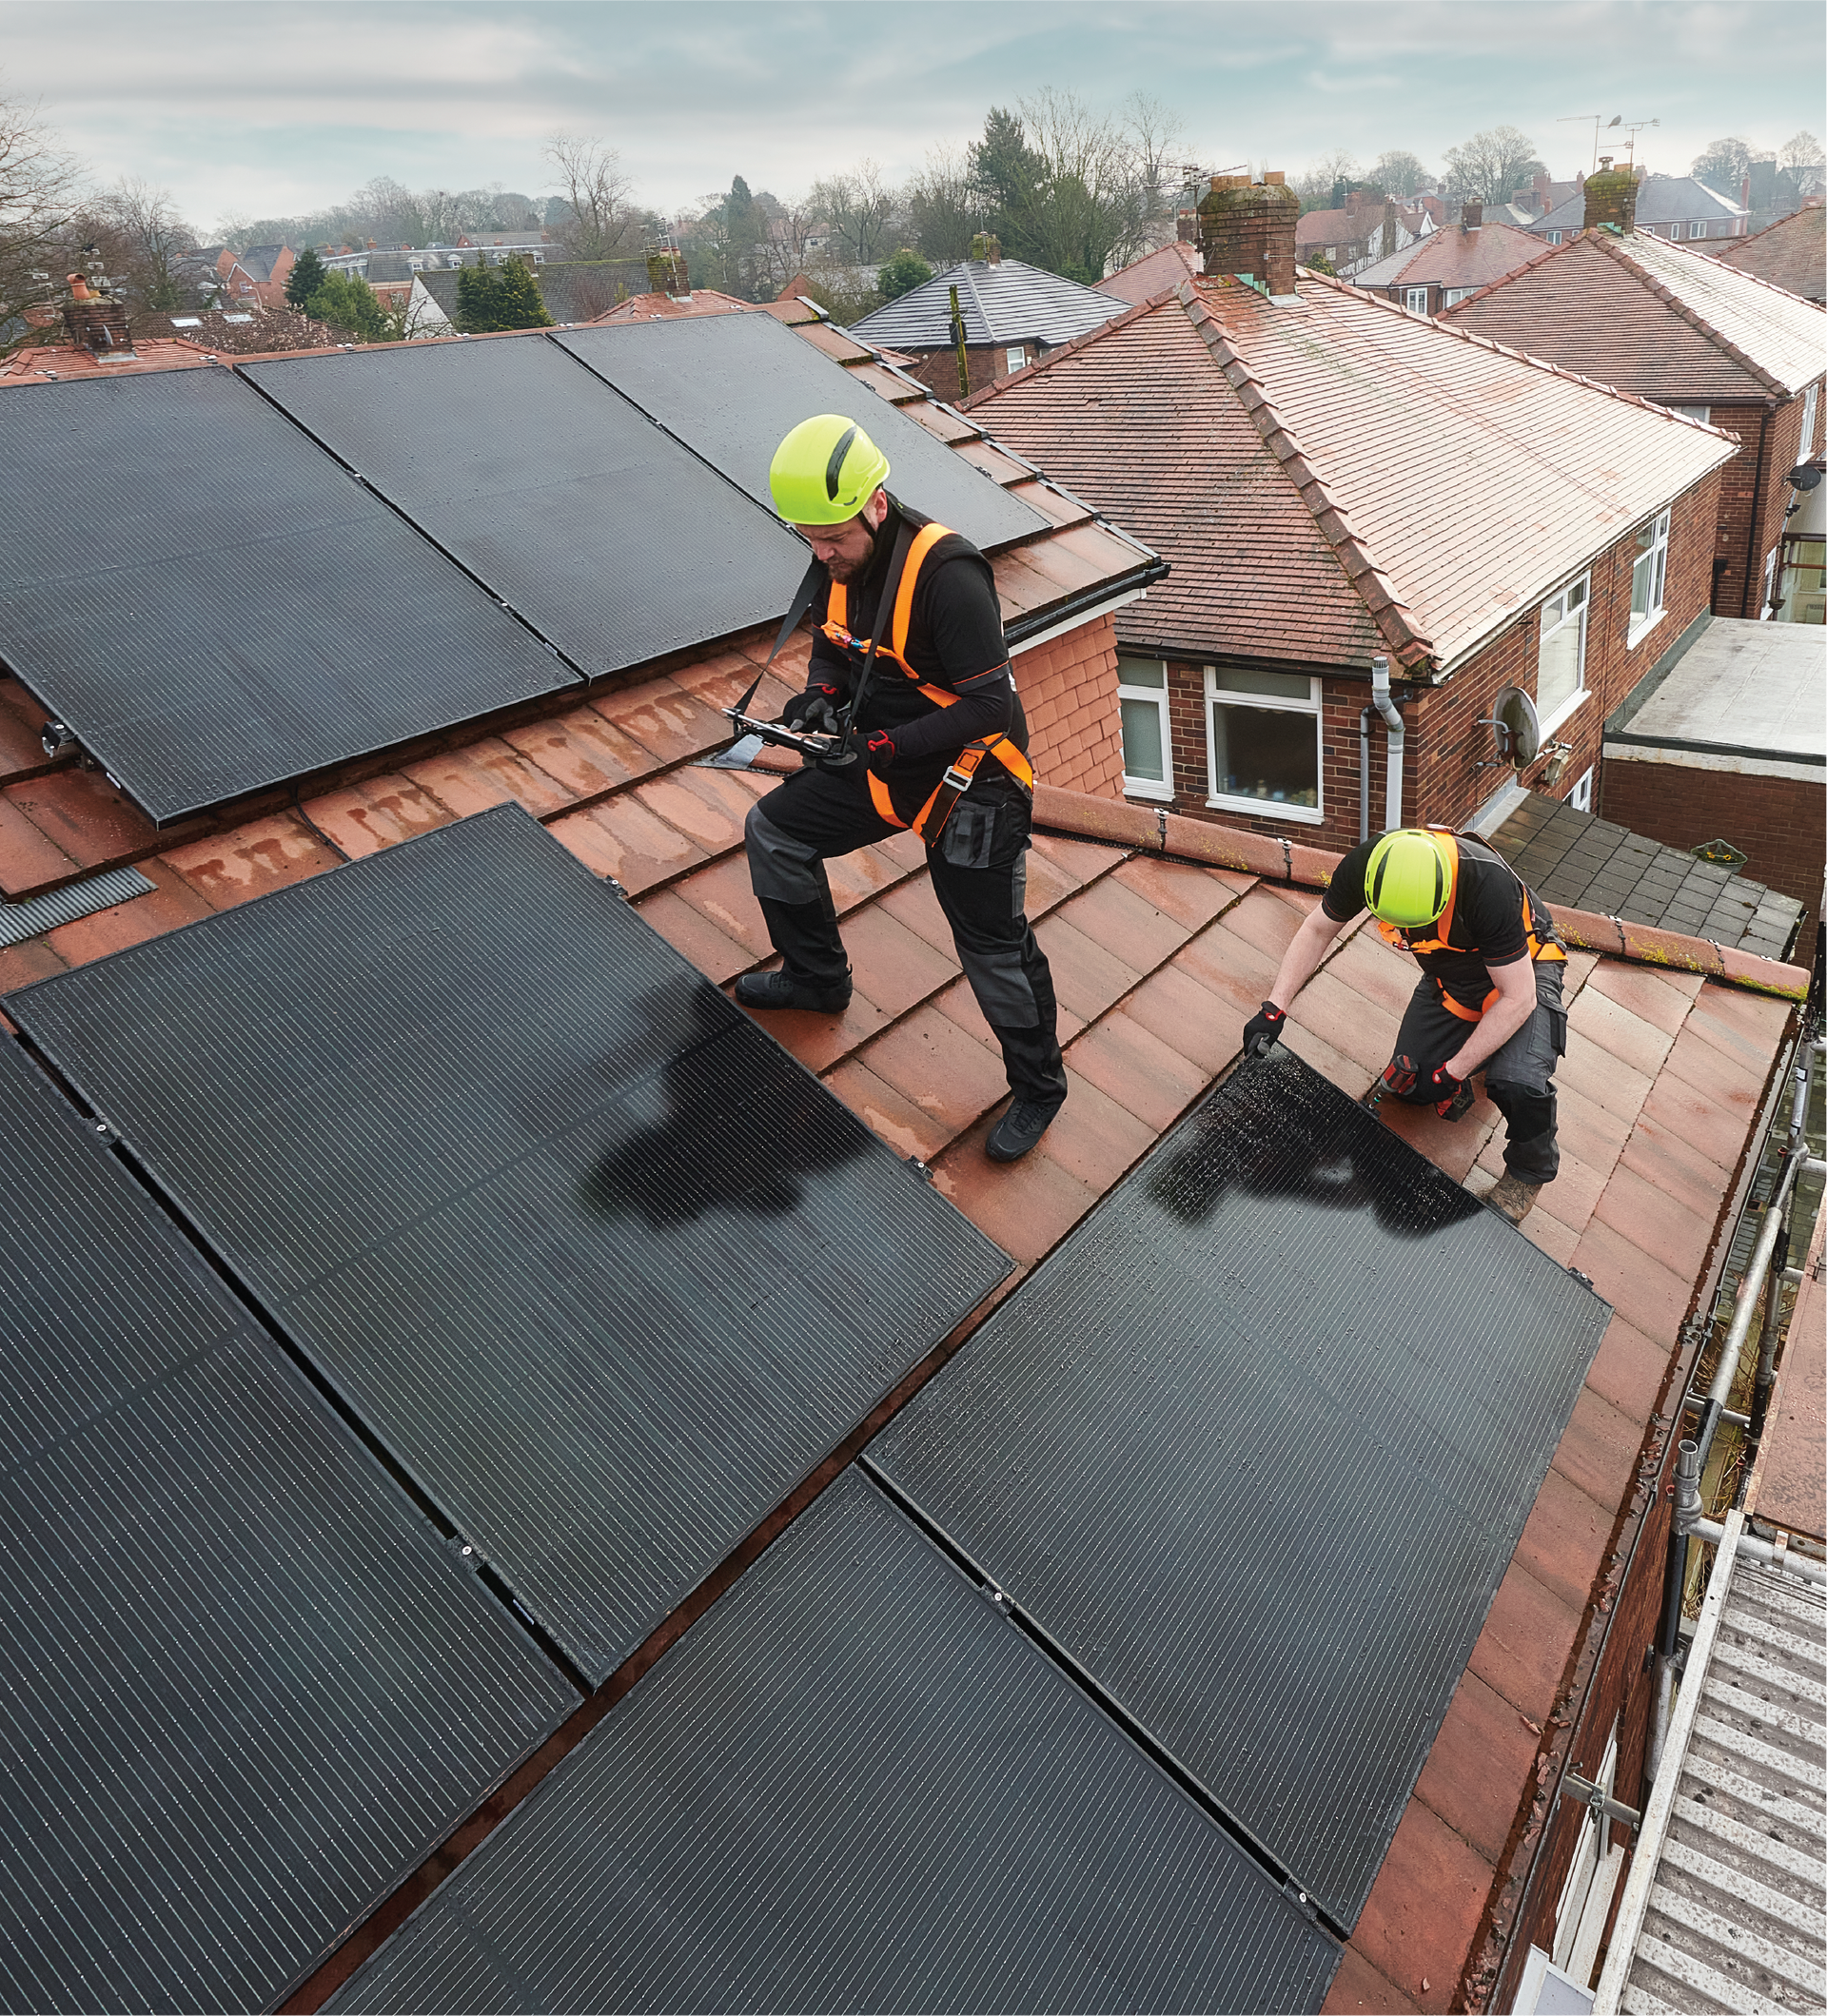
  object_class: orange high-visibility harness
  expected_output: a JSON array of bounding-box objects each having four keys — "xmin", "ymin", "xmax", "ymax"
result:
[
  {"xmin": 1375, "ymin": 829, "xmax": 1566, "ymax": 1022},
  {"xmin": 824, "ymin": 520, "xmax": 1033, "ymax": 844}
]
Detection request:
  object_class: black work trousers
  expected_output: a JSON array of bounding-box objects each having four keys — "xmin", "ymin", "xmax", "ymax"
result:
[
  {"xmin": 744, "ymin": 760, "xmax": 1066, "ymax": 1106},
  {"xmin": 1385, "ymin": 961, "xmax": 1567, "ymax": 1184}
]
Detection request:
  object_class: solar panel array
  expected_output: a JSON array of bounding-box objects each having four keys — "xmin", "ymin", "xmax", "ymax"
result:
[
  {"xmin": 9, "ymin": 805, "xmax": 1011, "ymax": 1685},
  {"xmin": 0, "ymin": 1034, "xmax": 574, "ymax": 2013},
  {"xmin": 872, "ymin": 1051, "xmax": 1612, "ymax": 1928},
  {"xmin": 329, "ymin": 1469, "xmax": 1340, "ymax": 2016}
]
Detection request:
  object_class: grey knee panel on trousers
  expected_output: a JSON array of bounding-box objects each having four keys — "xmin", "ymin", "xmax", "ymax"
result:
[{"xmin": 745, "ymin": 804, "xmax": 828, "ymax": 907}]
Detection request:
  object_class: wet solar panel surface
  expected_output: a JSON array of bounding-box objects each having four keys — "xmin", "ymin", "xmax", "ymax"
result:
[
  {"xmin": 871, "ymin": 1050, "xmax": 1611, "ymax": 1928},
  {"xmin": 7, "ymin": 805, "xmax": 1010, "ymax": 1685},
  {"xmin": 0, "ymin": 1036, "xmax": 573, "ymax": 2014},
  {"xmin": 243, "ymin": 338, "xmax": 808, "ymax": 675},
  {"xmin": 556, "ymin": 315, "xmax": 1050, "ymax": 553},
  {"xmin": 329, "ymin": 1467, "xmax": 1340, "ymax": 2015},
  {"xmin": 0, "ymin": 371, "xmax": 567, "ymax": 824}
]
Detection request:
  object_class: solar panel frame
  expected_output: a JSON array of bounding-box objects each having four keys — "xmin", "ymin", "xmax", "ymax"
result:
[
  {"xmin": 0, "ymin": 370, "xmax": 572, "ymax": 826},
  {"xmin": 555, "ymin": 316, "xmax": 1051, "ymax": 553},
  {"xmin": 5, "ymin": 805, "xmax": 1012, "ymax": 1687},
  {"xmin": 240, "ymin": 338, "xmax": 811, "ymax": 676},
  {"xmin": 328, "ymin": 1466, "xmax": 1341, "ymax": 2015},
  {"xmin": 0, "ymin": 1035, "xmax": 575, "ymax": 2014},
  {"xmin": 870, "ymin": 1051, "xmax": 1612, "ymax": 1928}
]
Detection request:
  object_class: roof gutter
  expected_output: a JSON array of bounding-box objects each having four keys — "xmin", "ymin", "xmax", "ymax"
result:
[{"xmin": 1005, "ymin": 563, "xmax": 1169, "ymax": 653}]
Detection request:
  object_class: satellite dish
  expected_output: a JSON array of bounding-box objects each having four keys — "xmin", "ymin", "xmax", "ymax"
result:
[{"xmin": 1491, "ymin": 685, "xmax": 1541, "ymax": 768}]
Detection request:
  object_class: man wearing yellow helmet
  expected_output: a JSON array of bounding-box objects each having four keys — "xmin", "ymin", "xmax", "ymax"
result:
[
  {"xmin": 736, "ymin": 413, "xmax": 1066, "ymax": 1164},
  {"xmin": 1240, "ymin": 826, "xmax": 1567, "ymax": 1223}
]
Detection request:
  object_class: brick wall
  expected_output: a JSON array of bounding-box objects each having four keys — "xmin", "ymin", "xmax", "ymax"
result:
[
  {"xmin": 1017, "ymin": 614, "xmax": 1125, "ymax": 798},
  {"xmin": 1709, "ymin": 385, "xmax": 1818, "ymax": 617},
  {"xmin": 1127, "ymin": 466, "xmax": 1722, "ymax": 851},
  {"xmin": 1601, "ymin": 758, "xmax": 1823, "ymax": 920},
  {"xmin": 904, "ymin": 344, "xmax": 1026, "ymax": 401}
]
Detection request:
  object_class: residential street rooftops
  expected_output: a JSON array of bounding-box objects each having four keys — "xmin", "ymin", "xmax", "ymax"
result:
[
  {"xmin": 1528, "ymin": 172, "xmax": 1747, "ymax": 239},
  {"xmin": 1703, "ymin": 201, "xmax": 1827, "ymax": 303},
  {"xmin": 1350, "ymin": 216, "xmax": 1540, "ymax": 293},
  {"xmin": 852, "ymin": 256, "xmax": 1127, "ymax": 351}
]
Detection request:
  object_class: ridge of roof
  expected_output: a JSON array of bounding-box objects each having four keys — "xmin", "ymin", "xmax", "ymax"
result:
[
  {"xmin": 956, "ymin": 286, "xmax": 1181, "ymax": 411},
  {"xmin": 1174, "ymin": 277, "xmax": 1435, "ymax": 671},
  {"xmin": 956, "ymin": 262, "xmax": 997, "ymax": 343}
]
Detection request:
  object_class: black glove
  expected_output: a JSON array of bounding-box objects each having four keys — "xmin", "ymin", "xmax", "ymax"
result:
[
  {"xmin": 1429, "ymin": 1064, "xmax": 1473, "ymax": 1121},
  {"xmin": 782, "ymin": 683, "xmax": 843, "ymax": 735},
  {"xmin": 1242, "ymin": 1001, "xmax": 1285, "ymax": 1059},
  {"xmin": 1380, "ymin": 1053, "xmax": 1419, "ymax": 1098},
  {"xmin": 862, "ymin": 728, "xmax": 896, "ymax": 774}
]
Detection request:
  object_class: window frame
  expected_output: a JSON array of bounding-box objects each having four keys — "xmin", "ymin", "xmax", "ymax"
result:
[
  {"xmin": 1115, "ymin": 656, "xmax": 1174, "ymax": 803},
  {"xmin": 1688, "ymin": 219, "xmax": 1709, "ymax": 240},
  {"xmin": 1444, "ymin": 286, "xmax": 1476, "ymax": 306},
  {"xmin": 1800, "ymin": 379, "xmax": 1819, "ymax": 457},
  {"xmin": 1671, "ymin": 403, "xmax": 1711, "ymax": 427},
  {"xmin": 1567, "ymin": 765, "xmax": 1593, "ymax": 812},
  {"xmin": 1203, "ymin": 664, "xmax": 1326, "ymax": 825},
  {"xmin": 1403, "ymin": 284, "xmax": 1430, "ymax": 314},
  {"xmin": 1004, "ymin": 345, "xmax": 1027, "ymax": 374},
  {"xmin": 1627, "ymin": 507, "xmax": 1671, "ymax": 647},
  {"xmin": 1534, "ymin": 573, "xmax": 1591, "ymax": 734},
  {"xmin": 1545, "ymin": 229, "xmax": 1563, "ymax": 245}
]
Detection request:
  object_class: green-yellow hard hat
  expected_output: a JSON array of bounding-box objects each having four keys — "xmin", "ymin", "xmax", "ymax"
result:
[
  {"xmin": 769, "ymin": 414, "xmax": 891, "ymax": 524},
  {"xmin": 1364, "ymin": 829, "xmax": 1454, "ymax": 927}
]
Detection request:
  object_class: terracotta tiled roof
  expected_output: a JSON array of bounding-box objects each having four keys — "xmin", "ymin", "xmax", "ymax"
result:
[
  {"xmin": 1094, "ymin": 240, "xmax": 1200, "ymax": 305},
  {"xmin": 1350, "ymin": 218, "xmax": 1541, "ymax": 292},
  {"xmin": 587, "ymin": 288, "xmax": 756, "ymax": 323},
  {"xmin": 0, "ymin": 337, "xmax": 218, "ymax": 384},
  {"xmin": 1, "ymin": 712, "xmax": 1800, "ymax": 2009},
  {"xmin": 1444, "ymin": 226, "xmax": 1827, "ymax": 401},
  {"xmin": 967, "ymin": 270, "xmax": 1736, "ymax": 673},
  {"xmin": 1703, "ymin": 202, "xmax": 1827, "ymax": 304}
]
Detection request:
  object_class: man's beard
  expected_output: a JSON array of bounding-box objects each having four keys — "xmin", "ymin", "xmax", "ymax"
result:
[{"xmin": 824, "ymin": 523, "xmax": 880, "ymax": 583}]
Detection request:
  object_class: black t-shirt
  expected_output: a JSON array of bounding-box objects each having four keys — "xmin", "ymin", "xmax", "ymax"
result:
[
  {"xmin": 806, "ymin": 500, "xmax": 1027, "ymax": 774},
  {"xmin": 1323, "ymin": 832, "xmax": 1555, "ymax": 1007}
]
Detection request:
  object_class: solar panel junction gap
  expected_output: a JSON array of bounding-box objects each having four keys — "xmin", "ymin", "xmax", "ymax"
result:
[
  {"xmin": 5, "ymin": 803, "xmax": 1011, "ymax": 1686},
  {"xmin": 0, "ymin": 369, "xmax": 570, "ymax": 826},
  {"xmin": 870, "ymin": 1049, "xmax": 1612, "ymax": 1929},
  {"xmin": 0, "ymin": 1034, "xmax": 574, "ymax": 2015},
  {"xmin": 329, "ymin": 1467, "xmax": 1341, "ymax": 2016}
]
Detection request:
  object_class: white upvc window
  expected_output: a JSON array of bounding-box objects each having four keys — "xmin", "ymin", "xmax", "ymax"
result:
[
  {"xmin": 1688, "ymin": 219, "xmax": 1709, "ymax": 240},
  {"xmin": 1567, "ymin": 765, "xmax": 1593, "ymax": 811},
  {"xmin": 1629, "ymin": 508, "xmax": 1671, "ymax": 642},
  {"xmin": 1800, "ymin": 379, "xmax": 1819, "ymax": 456},
  {"xmin": 1444, "ymin": 286, "xmax": 1476, "ymax": 305},
  {"xmin": 1004, "ymin": 346, "xmax": 1027, "ymax": 373},
  {"xmin": 1672, "ymin": 403, "xmax": 1711, "ymax": 426},
  {"xmin": 1545, "ymin": 228, "xmax": 1563, "ymax": 245},
  {"xmin": 1116, "ymin": 656, "xmax": 1173, "ymax": 801},
  {"xmin": 1536, "ymin": 575, "xmax": 1589, "ymax": 731},
  {"xmin": 1205, "ymin": 666, "xmax": 1324, "ymax": 823},
  {"xmin": 1404, "ymin": 285, "xmax": 1429, "ymax": 313}
]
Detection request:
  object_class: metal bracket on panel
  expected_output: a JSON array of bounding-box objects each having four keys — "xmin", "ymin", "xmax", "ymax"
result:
[
  {"xmin": 1566, "ymin": 1265, "xmax": 1594, "ymax": 1289},
  {"xmin": 979, "ymin": 1583, "xmax": 1012, "ymax": 1616},
  {"xmin": 602, "ymin": 876, "xmax": 628, "ymax": 899},
  {"xmin": 906, "ymin": 1156, "xmax": 934, "ymax": 1183},
  {"xmin": 1559, "ymin": 1771, "xmax": 1640, "ymax": 1830},
  {"xmin": 86, "ymin": 1115, "xmax": 120, "ymax": 1148},
  {"xmin": 1157, "ymin": 807, "xmax": 1169, "ymax": 852},
  {"xmin": 1279, "ymin": 835, "xmax": 1293, "ymax": 883},
  {"xmin": 1282, "ymin": 1881, "xmax": 1319, "ymax": 1923}
]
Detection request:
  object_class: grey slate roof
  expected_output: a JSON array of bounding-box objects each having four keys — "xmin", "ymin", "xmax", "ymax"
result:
[
  {"xmin": 237, "ymin": 245, "xmax": 286, "ymax": 283},
  {"xmin": 853, "ymin": 259, "xmax": 1126, "ymax": 350},
  {"xmin": 1531, "ymin": 173, "xmax": 1745, "ymax": 236},
  {"xmin": 1488, "ymin": 792, "xmax": 1803, "ymax": 960}
]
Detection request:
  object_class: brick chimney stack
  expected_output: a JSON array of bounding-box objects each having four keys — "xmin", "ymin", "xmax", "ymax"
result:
[
  {"xmin": 645, "ymin": 247, "xmax": 688, "ymax": 297},
  {"xmin": 1583, "ymin": 157, "xmax": 1638, "ymax": 231},
  {"xmin": 1460, "ymin": 202, "xmax": 1483, "ymax": 232},
  {"xmin": 1382, "ymin": 196, "xmax": 1398, "ymax": 259},
  {"xmin": 61, "ymin": 274, "xmax": 132, "ymax": 356},
  {"xmin": 1197, "ymin": 170, "xmax": 1300, "ymax": 300},
  {"xmin": 970, "ymin": 232, "xmax": 1002, "ymax": 264}
]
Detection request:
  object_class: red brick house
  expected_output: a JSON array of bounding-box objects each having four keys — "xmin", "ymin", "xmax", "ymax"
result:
[
  {"xmin": 1444, "ymin": 178, "xmax": 1827, "ymax": 619},
  {"xmin": 1349, "ymin": 204, "xmax": 1541, "ymax": 315},
  {"xmin": 215, "ymin": 244, "xmax": 296, "ymax": 309},
  {"xmin": 964, "ymin": 175, "xmax": 1735, "ymax": 859},
  {"xmin": 1701, "ymin": 199, "xmax": 1825, "ymax": 304}
]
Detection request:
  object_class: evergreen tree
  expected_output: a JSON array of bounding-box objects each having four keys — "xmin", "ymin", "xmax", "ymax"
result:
[
  {"xmin": 876, "ymin": 247, "xmax": 933, "ymax": 301},
  {"xmin": 285, "ymin": 245, "xmax": 326, "ymax": 308},
  {"xmin": 455, "ymin": 259, "xmax": 499, "ymax": 330},
  {"xmin": 972, "ymin": 108, "xmax": 1041, "ymax": 259},
  {"xmin": 304, "ymin": 270, "xmax": 389, "ymax": 341},
  {"xmin": 491, "ymin": 253, "xmax": 554, "ymax": 328}
]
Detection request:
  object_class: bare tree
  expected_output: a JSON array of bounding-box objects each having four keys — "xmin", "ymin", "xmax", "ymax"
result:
[
  {"xmin": 1290, "ymin": 150, "xmax": 1361, "ymax": 212},
  {"xmin": 0, "ymin": 88, "xmax": 81, "ymax": 334},
  {"xmin": 544, "ymin": 133, "xmax": 640, "ymax": 261},
  {"xmin": 1115, "ymin": 89, "xmax": 1187, "ymax": 257},
  {"xmin": 1370, "ymin": 149, "xmax": 1431, "ymax": 199},
  {"xmin": 1778, "ymin": 130, "xmax": 1824, "ymax": 171},
  {"xmin": 906, "ymin": 145, "xmax": 977, "ymax": 264},
  {"xmin": 1442, "ymin": 127, "xmax": 1545, "ymax": 205},
  {"xmin": 809, "ymin": 159, "xmax": 898, "ymax": 265},
  {"xmin": 82, "ymin": 177, "xmax": 199, "ymax": 310}
]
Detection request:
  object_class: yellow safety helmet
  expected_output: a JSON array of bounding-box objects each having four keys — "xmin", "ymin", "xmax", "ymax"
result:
[
  {"xmin": 1364, "ymin": 829, "xmax": 1454, "ymax": 927},
  {"xmin": 769, "ymin": 414, "xmax": 891, "ymax": 525}
]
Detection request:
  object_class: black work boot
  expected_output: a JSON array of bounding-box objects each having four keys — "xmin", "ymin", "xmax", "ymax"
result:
[
  {"xmin": 734, "ymin": 969, "xmax": 853, "ymax": 1014},
  {"xmin": 985, "ymin": 1094, "xmax": 1065, "ymax": 1163}
]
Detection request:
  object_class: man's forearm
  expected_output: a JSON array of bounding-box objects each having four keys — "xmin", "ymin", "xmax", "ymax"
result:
[
  {"xmin": 1266, "ymin": 908, "xmax": 1345, "ymax": 1012},
  {"xmin": 1446, "ymin": 988, "xmax": 1535, "ymax": 1079}
]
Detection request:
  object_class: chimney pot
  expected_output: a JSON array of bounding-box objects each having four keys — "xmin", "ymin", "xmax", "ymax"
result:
[{"xmin": 1264, "ymin": 170, "xmax": 1286, "ymax": 186}]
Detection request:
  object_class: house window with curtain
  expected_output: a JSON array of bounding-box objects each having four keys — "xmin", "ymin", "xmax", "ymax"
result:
[
  {"xmin": 1116, "ymin": 657, "xmax": 1173, "ymax": 800},
  {"xmin": 1545, "ymin": 229, "xmax": 1563, "ymax": 245},
  {"xmin": 1536, "ymin": 577, "xmax": 1589, "ymax": 730},
  {"xmin": 1205, "ymin": 667, "xmax": 1323, "ymax": 822},
  {"xmin": 1629, "ymin": 509, "xmax": 1671, "ymax": 641}
]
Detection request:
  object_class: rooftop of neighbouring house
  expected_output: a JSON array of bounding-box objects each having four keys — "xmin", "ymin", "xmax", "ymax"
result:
[
  {"xmin": 1293, "ymin": 199, "xmax": 1424, "ymax": 247},
  {"xmin": 0, "ymin": 334, "xmax": 219, "ymax": 383},
  {"xmin": 0, "ymin": 687, "xmax": 1804, "ymax": 2014},
  {"xmin": 1702, "ymin": 200, "xmax": 1826, "ymax": 303},
  {"xmin": 1444, "ymin": 224, "xmax": 1827, "ymax": 402},
  {"xmin": 1473, "ymin": 783, "xmax": 1805, "ymax": 961},
  {"xmin": 1350, "ymin": 216, "xmax": 1541, "ymax": 292},
  {"xmin": 1094, "ymin": 238, "xmax": 1201, "ymax": 305},
  {"xmin": 1529, "ymin": 173, "xmax": 1747, "ymax": 236},
  {"xmin": 588, "ymin": 287, "xmax": 756, "ymax": 323},
  {"xmin": 961, "ymin": 270, "xmax": 1736, "ymax": 675},
  {"xmin": 1604, "ymin": 613, "xmax": 1827, "ymax": 766},
  {"xmin": 851, "ymin": 256, "xmax": 1128, "ymax": 351}
]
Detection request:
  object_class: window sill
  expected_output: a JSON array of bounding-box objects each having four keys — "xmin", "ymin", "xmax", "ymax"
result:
[
  {"xmin": 1626, "ymin": 608, "xmax": 1666, "ymax": 652},
  {"xmin": 1536, "ymin": 687, "xmax": 1590, "ymax": 739},
  {"xmin": 1205, "ymin": 793, "xmax": 1325, "ymax": 825},
  {"xmin": 1122, "ymin": 779, "xmax": 1175, "ymax": 804}
]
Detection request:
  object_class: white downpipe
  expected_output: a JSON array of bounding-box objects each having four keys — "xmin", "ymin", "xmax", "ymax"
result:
[{"xmin": 1370, "ymin": 655, "xmax": 1404, "ymax": 832}]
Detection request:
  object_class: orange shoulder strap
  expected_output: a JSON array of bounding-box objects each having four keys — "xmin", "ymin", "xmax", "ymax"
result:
[{"xmin": 891, "ymin": 523, "xmax": 954, "ymax": 665}]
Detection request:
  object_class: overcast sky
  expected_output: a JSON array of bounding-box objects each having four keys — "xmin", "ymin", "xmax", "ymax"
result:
[{"xmin": 4, "ymin": 1, "xmax": 1821, "ymax": 233}]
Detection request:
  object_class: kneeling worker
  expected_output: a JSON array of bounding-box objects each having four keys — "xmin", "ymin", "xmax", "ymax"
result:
[
  {"xmin": 736, "ymin": 414, "xmax": 1066, "ymax": 1164},
  {"xmin": 1241, "ymin": 827, "xmax": 1567, "ymax": 1223}
]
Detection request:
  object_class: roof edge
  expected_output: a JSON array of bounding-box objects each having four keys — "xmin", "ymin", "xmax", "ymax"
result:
[
  {"xmin": 1585, "ymin": 228, "xmax": 1797, "ymax": 401},
  {"xmin": 1030, "ymin": 781, "xmax": 1811, "ymax": 1001}
]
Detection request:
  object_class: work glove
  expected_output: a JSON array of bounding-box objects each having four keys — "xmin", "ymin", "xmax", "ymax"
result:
[
  {"xmin": 1380, "ymin": 1054, "xmax": 1419, "ymax": 1098},
  {"xmin": 862, "ymin": 728, "xmax": 896, "ymax": 774},
  {"xmin": 1429, "ymin": 1064, "xmax": 1473, "ymax": 1122},
  {"xmin": 1242, "ymin": 1001, "xmax": 1286, "ymax": 1060},
  {"xmin": 782, "ymin": 683, "xmax": 843, "ymax": 735}
]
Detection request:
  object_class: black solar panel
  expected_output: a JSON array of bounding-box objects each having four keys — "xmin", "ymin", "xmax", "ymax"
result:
[
  {"xmin": 0, "ymin": 1035, "xmax": 573, "ymax": 2015},
  {"xmin": 329, "ymin": 1467, "xmax": 1339, "ymax": 2015},
  {"xmin": 871, "ymin": 1052, "xmax": 1610, "ymax": 1928},
  {"xmin": 243, "ymin": 339, "xmax": 808, "ymax": 675},
  {"xmin": 7, "ymin": 805, "xmax": 1009, "ymax": 1686},
  {"xmin": 0, "ymin": 371, "xmax": 569, "ymax": 825},
  {"xmin": 556, "ymin": 316, "xmax": 1050, "ymax": 553}
]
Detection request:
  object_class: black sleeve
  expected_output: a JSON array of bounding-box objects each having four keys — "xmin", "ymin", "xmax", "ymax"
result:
[
  {"xmin": 888, "ymin": 674, "xmax": 1014, "ymax": 763},
  {"xmin": 1463, "ymin": 860, "xmax": 1530, "ymax": 965},
  {"xmin": 917, "ymin": 552, "xmax": 1010, "ymax": 686},
  {"xmin": 1321, "ymin": 838, "xmax": 1375, "ymax": 923}
]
